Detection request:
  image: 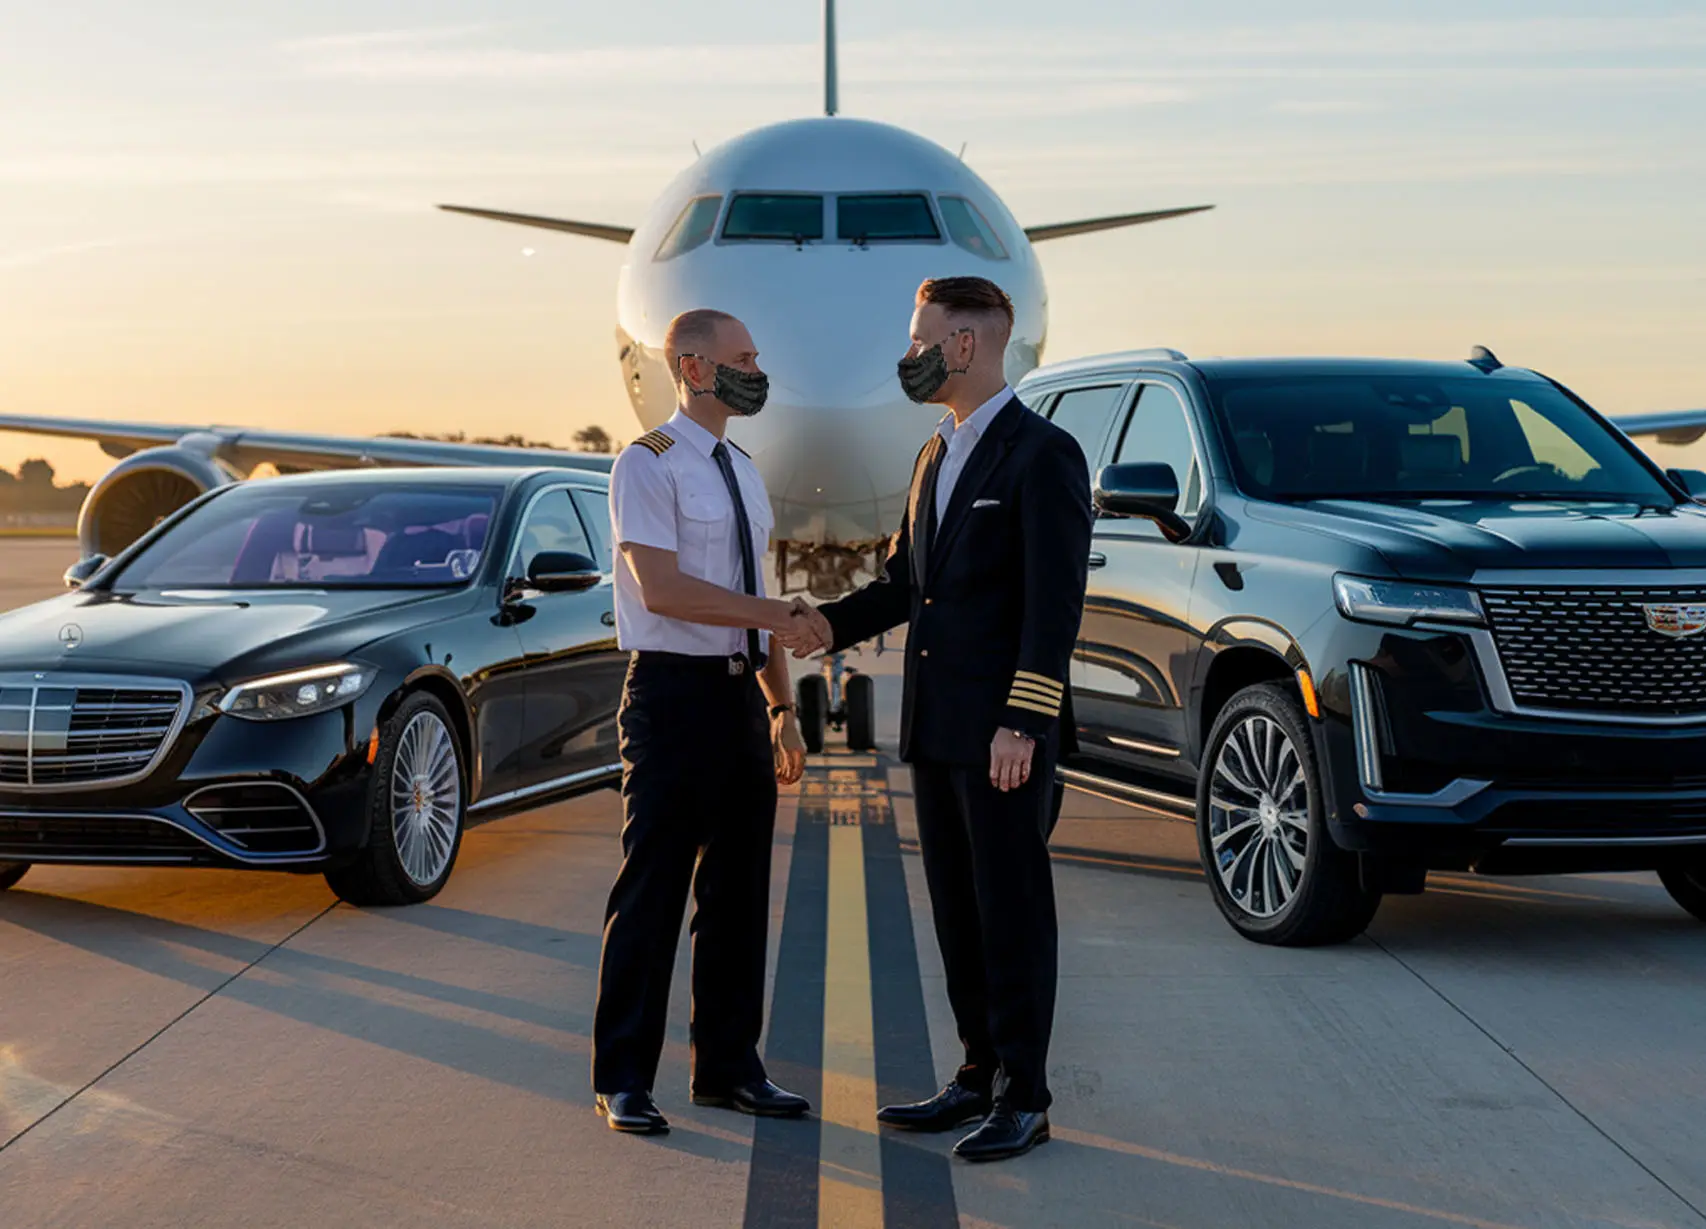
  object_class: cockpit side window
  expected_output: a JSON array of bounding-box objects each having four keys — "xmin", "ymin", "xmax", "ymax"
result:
[
  {"xmin": 836, "ymin": 194, "xmax": 940, "ymax": 242},
  {"xmin": 939, "ymin": 196, "xmax": 1010, "ymax": 261},
  {"xmin": 654, "ymin": 195, "xmax": 724, "ymax": 261},
  {"xmin": 722, "ymin": 194, "xmax": 825, "ymax": 242}
]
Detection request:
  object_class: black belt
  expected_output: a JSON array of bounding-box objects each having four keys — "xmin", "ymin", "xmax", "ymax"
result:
[{"xmin": 630, "ymin": 650, "xmax": 760, "ymax": 677}]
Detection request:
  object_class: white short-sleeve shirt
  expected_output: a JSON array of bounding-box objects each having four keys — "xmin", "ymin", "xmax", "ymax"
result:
[{"xmin": 609, "ymin": 410, "xmax": 776, "ymax": 656}]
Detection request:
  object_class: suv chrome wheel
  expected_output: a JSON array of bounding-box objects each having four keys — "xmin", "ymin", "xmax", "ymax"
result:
[
  {"xmin": 391, "ymin": 711, "xmax": 461, "ymax": 888},
  {"xmin": 1197, "ymin": 683, "xmax": 1381, "ymax": 946},
  {"xmin": 1209, "ymin": 714, "xmax": 1309, "ymax": 919}
]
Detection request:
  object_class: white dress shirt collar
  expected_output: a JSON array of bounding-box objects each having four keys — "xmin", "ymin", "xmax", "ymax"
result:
[
  {"xmin": 936, "ymin": 385, "xmax": 1014, "ymax": 446},
  {"xmin": 667, "ymin": 408, "xmax": 721, "ymax": 458}
]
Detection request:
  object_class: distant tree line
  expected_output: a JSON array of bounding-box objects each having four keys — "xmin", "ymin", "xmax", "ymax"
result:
[
  {"xmin": 380, "ymin": 425, "xmax": 619, "ymax": 454},
  {"xmin": 0, "ymin": 460, "xmax": 90, "ymax": 515}
]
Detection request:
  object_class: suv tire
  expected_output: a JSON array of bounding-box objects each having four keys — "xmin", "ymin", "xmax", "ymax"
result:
[
  {"xmin": 325, "ymin": 693, "xmax": 467, "ymax": 907},
  {"xmin": 1197, "ymin": 683, "xmax": 1380, "ymax": 946},
  {"xmin": 0, "ymin": 862, "xmax": 29, "ymax": 891},
  {"xmin": 1659, "ymin": 862, "xmax": 1706, "ymax": 922}
]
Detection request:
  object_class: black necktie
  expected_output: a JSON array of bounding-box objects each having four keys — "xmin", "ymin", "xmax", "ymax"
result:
[
  {"xmin": 711, "ymin": 441, "xmax": 765, "ymax": 668},
  {"xmin": 915, "ymin": 434, "xmax": 947, "ymax": 585}
]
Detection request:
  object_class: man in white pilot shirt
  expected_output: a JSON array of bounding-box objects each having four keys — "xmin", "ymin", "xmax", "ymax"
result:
[{"xmin": 591, "ymin": 307, "xmax": 816, "ymax": 1135}]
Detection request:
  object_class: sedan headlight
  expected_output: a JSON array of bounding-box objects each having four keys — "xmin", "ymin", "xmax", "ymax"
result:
[
  {"xmin": 219, "ymin": 663, "xmax": 375, "ymax": 721},
  {"xmin": 1333, "ymin": 575, "xmax": 1485, "ymax": 627}
]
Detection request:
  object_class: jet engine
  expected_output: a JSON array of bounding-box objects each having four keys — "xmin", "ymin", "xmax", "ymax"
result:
[{"xmin": 76, "ymin": 438, "xmax": 240, "ymax": 558}]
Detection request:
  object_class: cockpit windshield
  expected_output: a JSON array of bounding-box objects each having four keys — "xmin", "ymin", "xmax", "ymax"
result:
[
  {"xmin": 939, "ymin": 196, "xmax": 1009, "ymax": 260},
  {"xmin": 722, "ymin": 194, "xmax": 824, "ymax": 241},
  {"xmin": 655, "ymin": 195, "xmax": 722, "ymax": 260},
  {"xmin": 107, "ymin": 484, "xmax": 504, "ymax": 590},
  {"xmin": 836, "ymin": 194, "xmax": 939, "ymax": 242}
]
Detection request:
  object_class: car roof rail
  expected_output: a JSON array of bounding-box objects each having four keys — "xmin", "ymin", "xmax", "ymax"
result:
[
  {"xmin": 1112, "ymin": 347, "xmax": 1189, "ymax": 362},
  {"xmin": 1468, "ymin": 344, "xmax": 1503, "ymax": 373}
]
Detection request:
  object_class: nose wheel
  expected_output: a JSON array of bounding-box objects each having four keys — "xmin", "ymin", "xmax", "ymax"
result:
[{"xmin": 795, "ymin": 654, "xmax": 876, "ymax": 753}]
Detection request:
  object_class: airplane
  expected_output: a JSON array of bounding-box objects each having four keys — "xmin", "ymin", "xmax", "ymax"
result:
[{"xmin": 2, "ymin": 0, "xmax": 1702, "ymax": 746}]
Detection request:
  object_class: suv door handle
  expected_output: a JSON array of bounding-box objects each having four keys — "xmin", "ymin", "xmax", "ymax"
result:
[
  {"xmin": 1087, "ymin": 552, "xmax": 1107, "ymax": 569},
  {"xmin": 601, "ymin": 610, "xmax": 616, "ymax": 627}
]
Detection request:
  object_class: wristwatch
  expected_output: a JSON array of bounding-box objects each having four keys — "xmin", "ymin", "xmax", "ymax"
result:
[{"xmin": 769, "ymin": 704, "xmax": 795, "ymax": 720}]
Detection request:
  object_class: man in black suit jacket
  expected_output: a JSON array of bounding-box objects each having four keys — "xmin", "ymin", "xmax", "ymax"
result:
[{"xmin": 794, "ymin": 276, "xmax": 1093, "ymax": 1162}]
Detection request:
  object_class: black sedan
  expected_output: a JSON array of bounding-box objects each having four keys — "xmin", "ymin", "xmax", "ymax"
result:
[{"xmin": 0, "ymin": 467, "xmax": 626, "ymax": 905}]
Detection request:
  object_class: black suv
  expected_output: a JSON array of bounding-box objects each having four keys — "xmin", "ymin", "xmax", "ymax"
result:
[{"xmin": 1017, "ymin": 348, "xmax": 1706, "ymax": 945}]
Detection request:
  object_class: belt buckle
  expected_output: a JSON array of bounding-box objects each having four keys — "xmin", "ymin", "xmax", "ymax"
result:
[{"xmin": 729, "ymin": 656, "xmax": 746, "ymax": 676}]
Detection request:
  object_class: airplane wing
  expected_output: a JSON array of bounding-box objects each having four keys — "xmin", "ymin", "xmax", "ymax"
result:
[
  {"xmin": 1610, "ymin": 409, "xmax": 1706, "ymax": 447},
  {"xmin": 436, "ymin": 205, "xmax": 634, "ymax": 244},
  {"xmin": 0, "ymin": 414, "xmax": 616, "ymax": 474},
  {"xmin": 1024, "ymin": 205, "xmax": 1214, "ymax": 243}
]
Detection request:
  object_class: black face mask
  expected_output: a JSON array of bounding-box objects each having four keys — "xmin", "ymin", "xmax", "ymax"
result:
[
  {"xmin": 684, "ymin": 358, "xmax": 769, "ymax": 417},
  {"xmin": 897, "ymin": 329, "xmax": 972, "ymax": 404}
]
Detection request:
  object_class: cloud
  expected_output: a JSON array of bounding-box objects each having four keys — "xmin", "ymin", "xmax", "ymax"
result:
[
  {"xmin": 0, "ymin": 238, "xmax": 125, "ymax": 270},
  {"xmin": 277, "ymin": 24, "xmax": 509, "ymax": 54}
]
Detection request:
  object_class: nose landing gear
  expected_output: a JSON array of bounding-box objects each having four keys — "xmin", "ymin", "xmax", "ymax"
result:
[{"xmin": 796, "ymin": 653, "xmax": 876, "ymax": 753}]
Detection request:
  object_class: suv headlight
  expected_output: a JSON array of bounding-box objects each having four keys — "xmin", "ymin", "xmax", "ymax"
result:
[
  {"xmin": 218, "ymin": 663, "xmax": 375, "ymax": 721},
  {"xmin": 1333, "ymin": 575, "xmax": 1485, "ymax": 627}
]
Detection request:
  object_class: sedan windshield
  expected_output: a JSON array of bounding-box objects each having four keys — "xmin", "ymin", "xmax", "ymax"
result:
[
  {"xmin": 1210, "ymin": 374, "xmax": 1674, "ymax": 505},
  {"xmin": 108, "ymin": 484, "xmax": 503, "ymax": 590}
]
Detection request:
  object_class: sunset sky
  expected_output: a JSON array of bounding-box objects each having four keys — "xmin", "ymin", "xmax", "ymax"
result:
[{"xmin": 3, "ymin": 0, "xmax": 1704, "ymax": 482}]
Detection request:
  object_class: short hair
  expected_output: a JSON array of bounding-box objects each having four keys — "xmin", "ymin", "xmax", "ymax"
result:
[
  {"xmin": 916, "ymin": 276, "xmax": 1014, "ymax": 333},
  {"xmin": 664, "ymin": 308, "xmax": 738, "ymax": 379}
]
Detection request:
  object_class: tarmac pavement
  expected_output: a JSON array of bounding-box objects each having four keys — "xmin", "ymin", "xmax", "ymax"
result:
[{"xmin": 2, "ymin": 544, "xmax": 1705, "ymax": 1228}]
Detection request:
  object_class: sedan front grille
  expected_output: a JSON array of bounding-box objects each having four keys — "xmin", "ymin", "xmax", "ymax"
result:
[
  {"xmin": 0, "ymin": 676, "xmax": 191, "ymax": 790},
  {"xmin": 185, "ymin": 783, "xmax": 324, "ymax": 856},
  {"xmin": 1480, "ymin": 587, "xmax": 1706, "ymax": 717},
  {"xmin": 0, "ymin": 813, "xmax": 210, "ymax": 862}
]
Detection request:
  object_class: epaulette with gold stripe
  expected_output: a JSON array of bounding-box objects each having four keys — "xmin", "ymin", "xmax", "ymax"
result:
[
  {"xmin": 1007, "ymin": 670, "xmax": 1065, "ymax": 718},
  {"xmin": 631, "ymin": 430, "xmax": 675, "ymax": 457}
]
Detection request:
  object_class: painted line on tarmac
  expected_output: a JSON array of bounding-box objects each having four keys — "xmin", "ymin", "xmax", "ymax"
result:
[
  {"xmin": 744, "ymin": 753, "xmax": 958, "ymax": 1229},
  {"xmin": 744, "ymin": 790, "xmax": 828, "ymax": 1229}
]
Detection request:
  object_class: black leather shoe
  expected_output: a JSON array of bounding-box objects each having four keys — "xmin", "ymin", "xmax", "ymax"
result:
[
  {"xmin": 952, "ymin": 1104, "xmax": 1050, "ymax": 1162},
  {"xmin": 691, "ymin": 1078, "xmax": 810, "ymax": 1118},
  {"xmin": 876, "ymin": 1082, "xmax": 993, "ymax": 1133},
  {"xmin": 596, "ymin": 1090, "xmax": 669, "ymax": 1134}
]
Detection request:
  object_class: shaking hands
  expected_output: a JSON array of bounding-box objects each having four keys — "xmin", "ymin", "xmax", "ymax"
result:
[{"xmin": 771, "ymin": 597, "xmax": 834, "ymax": 658}]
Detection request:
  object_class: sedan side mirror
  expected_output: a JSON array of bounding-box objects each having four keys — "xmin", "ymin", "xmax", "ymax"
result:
[
  {"xmin": 1094, "ymin": 463, "xmax": 1192, "ymax": 542},
  {"xmin": 525, "ymin": 550, "xmax": 602, "ymax": 594},
  {"xmin": 1668, "ymin": 468, "xmax": 1706, "ymax": 501},
  {"xmin": 63, "ymin": 554, "xmax": 109, "ymax": 589}
]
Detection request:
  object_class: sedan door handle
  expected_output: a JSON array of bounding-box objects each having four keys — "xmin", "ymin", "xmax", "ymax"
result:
[{"xmin": 1087, "ymin": 552, "xmax": 1107, "ymax": 569}]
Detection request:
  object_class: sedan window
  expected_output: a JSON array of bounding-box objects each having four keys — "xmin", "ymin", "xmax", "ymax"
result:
[
  {"xmin": 837, "ymin": 194, "xmax": 939, "ymax": 242},
  {"xmin": 722, "ymin": 194, "xmax": 825, "ymax": 242},
  {"xmin": 512, "ymin": 490, "xmax": 596, "ymax": 583},
  {"xmin": 108, "ymin": 485, "xmax": 503, "ymax": 590}
]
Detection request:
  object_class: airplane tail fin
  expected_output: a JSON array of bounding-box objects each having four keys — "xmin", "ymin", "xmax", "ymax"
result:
[{"xmin": 824, "ymin": 0, "xmax": 839, "ymax": 116}]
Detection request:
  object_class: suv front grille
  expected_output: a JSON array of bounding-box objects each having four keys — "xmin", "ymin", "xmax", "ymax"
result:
[
  {"xmin": 0, "ymin": 679, "xmax": 189, "ymax": 790},
  {"xmin": 1480, "ymin": 587, "xmax": 1706, "ymax": 717}
]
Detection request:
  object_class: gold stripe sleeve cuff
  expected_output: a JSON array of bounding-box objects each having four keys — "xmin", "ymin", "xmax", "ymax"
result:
[
  {"xmin": 1007, "ymin": 696, "xmax": 1060, "ymax": 718},
  {"xmin": 1014, "ymin": 670, "xmax": 1064, "ymax": 694},
  {"xmin": 1009, "ymin": 682, "xmax": 1061, "ymax": 707}
]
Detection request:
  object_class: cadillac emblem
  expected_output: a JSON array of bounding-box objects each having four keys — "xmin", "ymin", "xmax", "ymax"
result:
[
  {"xmin": 57, "ymin": 623, "xmax": 83, "ymax": 650},
  {"xmin": 1642, "ymin": 604, "xmax": 1706, "ymax": 639}
]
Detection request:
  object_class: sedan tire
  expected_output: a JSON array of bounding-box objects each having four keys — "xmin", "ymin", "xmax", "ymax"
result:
[
  {"xmin": 1197, "ymin": 683, "xmax": 1381, "ymax": 946},
  {"xmin": 325, "ymin": 692, "xmax": 467, "ymax": 907},
  {"xmin": 1659, "ymin": 862, "xmax": 1706, "ymax": 923},
  {"xmin": 0, "ymin": 862, "xmax": 29, "ymax": 891}
]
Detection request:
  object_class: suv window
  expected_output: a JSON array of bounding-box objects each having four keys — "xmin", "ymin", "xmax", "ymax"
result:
[
  {"xmin": 1114, "ymin": 383, "xmax": 1202, "ymax": 515},
  {"xmin": 1047, "ymin": 385, "xmax": 1127, "ymax": 464},
  {"xmin": 513, "ymin": 489, "xmax": 594, "ymax": 583}
]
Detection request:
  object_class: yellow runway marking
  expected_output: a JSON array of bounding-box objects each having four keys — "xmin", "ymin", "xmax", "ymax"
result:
[{"xmin": 818, "ymin": 780, "xmax": 884, "ymax": 1229}]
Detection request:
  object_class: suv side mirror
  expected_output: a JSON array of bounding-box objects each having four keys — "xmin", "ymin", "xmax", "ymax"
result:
[
  {"xmin": 1668, "ymin": 468, "xmax": 1706, "ymax": 501},
  {"xmin": 1094, "ymin": 463, "xmax": 1192, "ymax": 542},
  {"xmin": 63, "ymin": 554, "xmax": 109, "ymax": 589},
  {"xmin": 525, "ymin": 550, "xmax": 602, "ymax": 594}
]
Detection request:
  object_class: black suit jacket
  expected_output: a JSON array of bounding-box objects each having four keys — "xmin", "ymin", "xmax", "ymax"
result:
[{"xmin": 819, "ymin": 396, "xmax": 1094, "ymax": 766}]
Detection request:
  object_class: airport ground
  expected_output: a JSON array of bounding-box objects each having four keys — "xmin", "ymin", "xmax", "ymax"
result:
[{"xmin": 1, "ymin": 539, "xmax": 1704, "ymax": 1228}]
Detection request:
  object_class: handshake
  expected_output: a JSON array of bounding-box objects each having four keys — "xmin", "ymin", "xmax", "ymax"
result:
[{"xmin": 769, "ymin": 597, "xmax": 834, "ymax": 658}]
